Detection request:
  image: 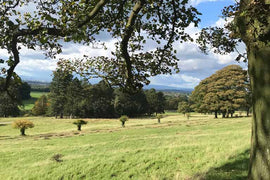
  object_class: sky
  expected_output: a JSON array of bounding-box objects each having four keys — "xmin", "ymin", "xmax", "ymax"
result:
[{"xmin": 0, "ymin": 0, "xmax": 247, "ymax": 90}]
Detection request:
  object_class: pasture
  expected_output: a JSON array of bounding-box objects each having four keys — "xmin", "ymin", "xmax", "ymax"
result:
[
  {"xmin": 22, "ymin": 92, "xmax": 48, "ymax": 110},
  {"xmin": 0, "ymin": 113, "xmax": 251, "ymax": 179}
]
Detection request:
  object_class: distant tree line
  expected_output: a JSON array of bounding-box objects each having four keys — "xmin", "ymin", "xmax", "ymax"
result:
[{"xmin": 32, "ymin": 70, "xmax": 166, "ymax": 118}]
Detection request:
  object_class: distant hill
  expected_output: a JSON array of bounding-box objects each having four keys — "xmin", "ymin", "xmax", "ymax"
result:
[
  {"xmin": 24, "ymin": 80, "xmax": 193, "ymax": 94},
  {"xmin": 144, "ymin": 84, "xmax": 193, "ymax": 94},
  {"xmin": 26, "ymin": 81, "xmax": 50, "ymax": 92}
]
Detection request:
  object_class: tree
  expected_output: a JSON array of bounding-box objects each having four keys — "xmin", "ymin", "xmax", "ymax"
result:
[
  {"xmin": 119, "ymin": 115, "xmax": 128, "ymax": 128},
  {"xmin": 114, "ymin": 89, "xmax": 148, "ymax": 117},
  {"xmin": 1, "ymin": 0, "xmax": 200, "ymax": 92},
  {"xmin": 65, "ymin": 78, "xmax": 84, "ymax": 119},
  {"xmin": 177, "ymin": 101, "xmax": 191, "ymax": 116},
  {"xmin": 49, "ymin": 70, "xmax": 73, "ymax": 118},
  {"xmin": 156, "ymin": 114, "xmax": 163, "ymax": 123},
  {"xmin": 18, "ymin": 82, "xmax": 31, "ymax": 100},
  {"xmin": 197, "ymin": 1, "xmax": 270, "ymax": 177},
  {"xmin": 73, "ymin": 120, "xmax": 87, "ymax": 131},
  {"xmin": 12, "ymin": 120, "xmax": 34, "ymax": 136},
  {"xmin": 0, "ymin": 78, "xmax": 20, "ymax": 117},
  {"xmin": 190, "ymin": 65, "xmax": 249, "ymax": 118},
  {"xmin": 32, "ymin": 95, "xmax": 49, "ymax": 116},
  {"xmin": 145, "ymin": 89, "xmax": 165, "ymax": 115},
  {"xmin": 165, "ymin": 94, "xmax": 188, "ymax": 110}
]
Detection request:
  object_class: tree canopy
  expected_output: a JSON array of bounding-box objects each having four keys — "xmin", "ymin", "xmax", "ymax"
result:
[
  {"xmin": 0, "ymin": 0, "xmax": 200, "ymax": 92},
  {"xmin": 190, "ymin": 65, "xmax": 250, "ymax": 118}
]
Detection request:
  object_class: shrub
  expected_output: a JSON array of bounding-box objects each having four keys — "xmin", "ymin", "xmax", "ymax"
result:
[
  {"xmin": 51, "ymin": 154, "xmax": 63, "ymax": 162},
  {"xmin": 119, "ymin": 115, "xmax": 128, "ymax": 127},
  {"xmin": 186, "ymin": 113, "xmax": 191, "ymax": 120},
  {"xmin": 156, "ymin": 114, "xmax": 163, "ymax": 123},
  {"xmin": 73, "ymin": 120, "xmax": 87, "ymax": 131},
  {"xmin": 12, "ymin": 120, "xmax": 34, "ymax": 136}
]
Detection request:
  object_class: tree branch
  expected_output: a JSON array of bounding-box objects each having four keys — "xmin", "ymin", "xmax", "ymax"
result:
[
  {"xmin": 78, "ymin": 0, "xmax": 110, "ymax": 28},
  {"xmin": 120, "ymin": 0, "xmax": 146, "ymax": 88}
]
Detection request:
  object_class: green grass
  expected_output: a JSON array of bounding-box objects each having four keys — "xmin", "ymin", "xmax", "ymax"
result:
[
  {"xmin": 0, "ymin": 113, "xmax": 251, "ymax": 179},
  {"xmin": 22, "ymin": 92, "xmax": 48, "ymax": 110}
]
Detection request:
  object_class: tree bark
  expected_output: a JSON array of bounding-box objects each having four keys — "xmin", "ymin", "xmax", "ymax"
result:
[
  {"xmin": 20, "ymin": 128, "xmax": 25, "ymax": 136},
  {"xmin": 214, "ymin": 111, "xmax": 218, "ymax": 119},
  {"xmin": 77, "ymin": 125, "xmax": 81, "ymax": 131},
  {"xmin": 247, "ymin": 45, "xmax": 270, "ymax": 179}
]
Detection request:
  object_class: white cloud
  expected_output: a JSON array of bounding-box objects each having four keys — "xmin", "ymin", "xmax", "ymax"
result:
[
  {"xmin": 150, "ymin": 74, "xmax": 201, "ymax": 89},
  {"xmin": 190, "ymin": 0, "xmax": 224, "ymax": 6}
]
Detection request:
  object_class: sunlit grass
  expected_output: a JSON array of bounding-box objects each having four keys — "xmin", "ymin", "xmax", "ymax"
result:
[
  {"xmin": 22, "ymin": 92, "xmax": 48, "ymax": 110},
  {"xmin": 0, "ymin": 113, "xmax": 251, "ymax": 179}
]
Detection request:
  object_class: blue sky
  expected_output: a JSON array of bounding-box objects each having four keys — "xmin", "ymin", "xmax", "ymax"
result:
[{"xmin": 0, "ymin": 0, "xmax": 247, "ymax": 89}]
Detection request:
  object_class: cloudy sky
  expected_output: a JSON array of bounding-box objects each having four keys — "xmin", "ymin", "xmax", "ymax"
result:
[{"xmin": 0, "ymin": 0, "xmax": 247, "ymax": 89}]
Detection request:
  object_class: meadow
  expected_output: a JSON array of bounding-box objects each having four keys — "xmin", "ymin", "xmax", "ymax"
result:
[
  {"xmin": 22, "ymin": 91, "xmax": 48, "ymax": 110},
  {"xmin": 0, "ymin": 113, "xmax": 251, "ymax": 179}
]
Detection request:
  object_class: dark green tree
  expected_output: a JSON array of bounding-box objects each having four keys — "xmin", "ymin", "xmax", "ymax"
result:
[
  {"xmin": 145, "ymin": 89, "xmax": 165, "ymax": 115},
  {"xmin": 65, "ymin": 78, "xmax": 84, "ymax": 119},
  {"xmin": 0, "ymin": 78, "xmax": 20, "ymax": 117},
  {"xmin": 49, "ymin": 70, "xmax": 73, "ymax": 118},
  {"xmin": 18, "ymin": 82, "xmax": 31, "ymax": 100},
  {"xmin": 114, "ymin": 89, "xmax": 148, "ymax": 117}
]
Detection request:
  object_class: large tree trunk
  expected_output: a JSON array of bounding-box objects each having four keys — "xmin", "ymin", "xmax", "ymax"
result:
[
  {"xmin": 236, "ymin": 1, "xmax": 270, "ymax": 178},
  {"xmin": 248, "ymin": 45, "xmax": 270, "ymax": 179}
]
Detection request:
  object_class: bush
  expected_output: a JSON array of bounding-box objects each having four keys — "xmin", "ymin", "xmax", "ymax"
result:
[
  {"xmin": 186, "ymin": 113, "xmax": 191, "ymax": 120},
  {"xmin": 73, "ymin": 120, "xmax": 87, "ymax": 131},
  {"xmin": 156, "ymin": 114, "xmax": 163, "ymax": 123},
  {"xmin": 119, "ymin": 115, "xmax": 128, "ymax": 127},
  {"xmin": 12, "ymin": 120, "xmax": 34, "ymax": 136}
]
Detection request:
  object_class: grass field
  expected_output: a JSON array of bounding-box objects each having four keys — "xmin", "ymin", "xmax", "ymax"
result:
[
  {"xmin": 0, "ymin": 113, "xmax": 251, "ymax": 179},
  {"xmin": 22, "ymin": 92, "xmax": 48, "ymax": 110}
]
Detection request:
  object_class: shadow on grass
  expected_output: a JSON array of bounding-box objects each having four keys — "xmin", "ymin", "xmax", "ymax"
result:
[{"xmin": 194, "ymin": 149, "xmax": 250, "ymax": 180}]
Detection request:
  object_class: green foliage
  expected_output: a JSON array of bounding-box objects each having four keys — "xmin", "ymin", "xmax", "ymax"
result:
[
  {"xmin": 12, "ymin": 119, "xmax": 34, "ymax": 135},
  {"xmin": 73, "ymin": 120, "xmax": 87, "ymax": 131},
  {"xmin": 178, "ymin": 101, "xmax": 191, "ymax": 115},
  {"xmin": 32, "ymin": 95, "xmax": 49, "ymax": 116},
  {"xmin": 190, "ymin": 65, "xmax": 250, "ymax": 118},
  {"xmin": 165, "ymin": 94, "xmax": 188, "ymax": 110},
  {"xmin": 114, "ymin": 89, "xmax": 148, "ymax": 117},
  {"xmin": 18, "ymin": 82, "xmax": 31, "ymax": 100},
  {"xmin": 156, "ymin": 114, "xmax": 163, "ymax": 123},
  {"xmin": 0, "ymin": 78, "xmax": 21, "ymax": 117},
  {"xmin": 1, "ymin": 0, "xmax": 201, "ymax": 92},
  {"xmin": 73, "ymin": 120, "xmax": 87, "ymax": 125},
  {"xmin": 119, "ymin": 115, "xmax": 128, "ymax": 127},
  {"xmin": 48, "ymin": 70, "xmax": 73, "ymax": 118},
  {"xmin": 145, "ymin": 89, "xmax": 165, "ymax": 115}
]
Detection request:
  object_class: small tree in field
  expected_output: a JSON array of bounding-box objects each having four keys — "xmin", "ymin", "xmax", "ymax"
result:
[
  {"xmin": 186, "ymin": 113, "xmax": 191, "ymax": 120},
  {"xmin": 73, "ymin": 120, "xmax": 87, "ymax": 131},
  {"xmin": 119, "ymin": 115, "xmax": 128, "ymax": 128},
  {"xmin": 12, "ymin": 120, "xmax": 34, "ymax": 136},
  {"xmin": 156, "ymin": 114, "xmax": 163, "ymax": 123}
]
